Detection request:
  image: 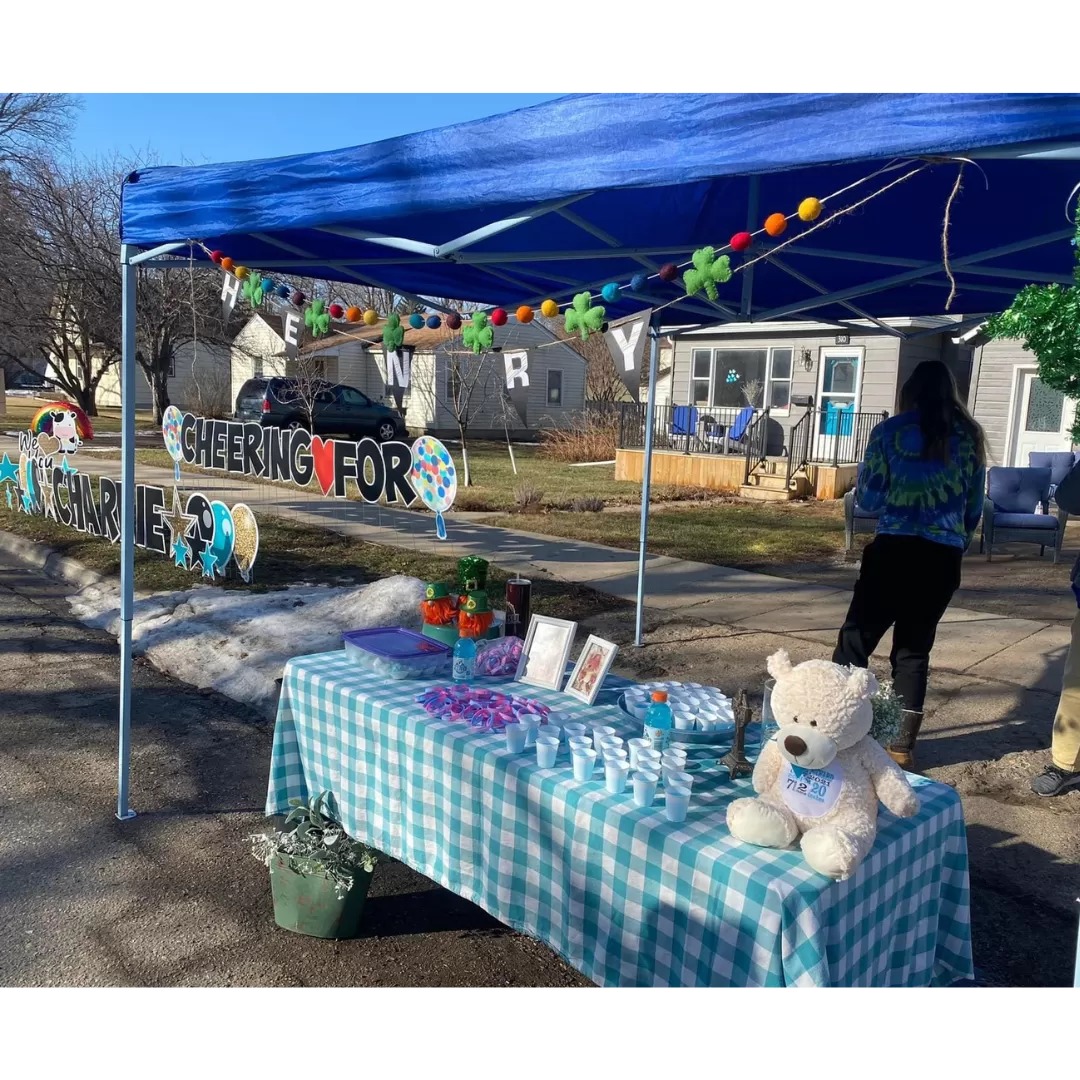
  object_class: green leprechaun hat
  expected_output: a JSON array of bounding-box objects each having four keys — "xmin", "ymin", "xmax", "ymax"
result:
[
  {"xmin": 425, "ymin": 582, "xmax": 451, "ymax": 600},
  {"xmin": 461, "ymin": 590, "xmax": 491, "ymax": 614}
]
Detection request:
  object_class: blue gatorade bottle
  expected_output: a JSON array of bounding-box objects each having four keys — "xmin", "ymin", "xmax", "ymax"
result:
[{"xmin": 644, "ymin": 690, "xmax": 673, "ymax": 753}]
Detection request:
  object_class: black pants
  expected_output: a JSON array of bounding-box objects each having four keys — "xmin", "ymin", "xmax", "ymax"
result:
[{"xmin": 832, "ymin": 534, "xmax": 962, "ymax": 713}]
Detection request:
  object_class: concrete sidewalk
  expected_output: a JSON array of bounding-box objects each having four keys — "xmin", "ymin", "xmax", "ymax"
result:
[{"xmin": 16, "ymin": 436, "xmax": 1070, "ymax": 699}]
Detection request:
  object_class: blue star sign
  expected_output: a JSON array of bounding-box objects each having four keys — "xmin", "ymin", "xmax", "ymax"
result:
[{"xmin": 199, "ymin": 548, "xmax": 218, "ymax": 579}]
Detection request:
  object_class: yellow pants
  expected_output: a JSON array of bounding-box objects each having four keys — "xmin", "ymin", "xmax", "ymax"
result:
[{"xmin": 1052, "ymin": 611, "xmax": 1080, "ymax": 771}]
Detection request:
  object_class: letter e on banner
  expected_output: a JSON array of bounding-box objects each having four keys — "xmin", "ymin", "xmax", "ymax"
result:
[
  {"xmin": 503, "ymin": 349, "xmax": 529, "ymax": 425},
  {"xmin": 282, "ymin": 309, "xmax": 301, "ymax": 360}
]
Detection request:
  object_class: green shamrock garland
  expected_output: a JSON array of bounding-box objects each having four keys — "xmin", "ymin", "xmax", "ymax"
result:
[
  {"xmin": 305, "ymin": 299, "xmax": 330, "ymax": 337},
  {"xmin": 683, "ymin": 247, "xmax": 732, "ymax": 301},
  {"xmin": 242, "ymin": 276, "xmax": 264, "ymax": 308},
  {"xmin": 383, "ymin": 313, "xmax": 405, "ymax": 351},
  {"xmin": 564, "ymin": 292, "xmax": 605, "ymax": 340},
  {"xmin": 462, "ymin": 312, "xmax": 494, "ymax": 355}
]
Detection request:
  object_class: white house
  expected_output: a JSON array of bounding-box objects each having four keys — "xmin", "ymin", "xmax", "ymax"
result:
[{"xmin": 229, "ymin": 311, "xmax": 588, "ymax": 437}]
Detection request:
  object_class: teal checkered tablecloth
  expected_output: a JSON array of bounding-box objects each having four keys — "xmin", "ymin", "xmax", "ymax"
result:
[{"xmin": 266, "ymin": 650, "xmax": 974, "ymax": 987}]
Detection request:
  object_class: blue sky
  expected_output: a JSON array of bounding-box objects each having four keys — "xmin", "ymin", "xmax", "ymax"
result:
[{"xmin": 72, "ymin": 94, "xmax": 564, "ymax": 166}]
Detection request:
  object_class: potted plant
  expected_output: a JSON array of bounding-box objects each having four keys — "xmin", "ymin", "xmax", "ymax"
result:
[{"xmin": 250, "ymin": 792, "xmax": 378, "ymax": 940}]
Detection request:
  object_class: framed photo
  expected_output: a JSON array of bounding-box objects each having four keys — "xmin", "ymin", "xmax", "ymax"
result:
[
  {"xmin": 564, "ymin": 635, "xmax": 619, "ymax": 706},
  {"xmin": 514, "ymin": 615, "xmax": 577, "ymax": 691}
]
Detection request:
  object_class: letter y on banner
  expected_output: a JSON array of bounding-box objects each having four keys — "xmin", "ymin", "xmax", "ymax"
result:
[
  {"xmin": 603, "ymin": 310, "xmax": 651, "ymax": 403},
  {"xmin": 503, "ymin": 350, "xmax": 529, "ymax": 425}
]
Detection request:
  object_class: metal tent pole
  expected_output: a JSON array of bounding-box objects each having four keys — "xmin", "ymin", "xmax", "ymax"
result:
[
  {"xmin": 117, "ymin": 244, "xmax": 137, "ymax": 821},
  {"xmin": 634, "ymin": 315, "xmax": 662, "ymax": 647}
]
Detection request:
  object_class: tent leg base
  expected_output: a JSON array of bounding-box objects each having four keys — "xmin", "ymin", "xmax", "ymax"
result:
[{"xmin": 116, "ymin": 809, "xmax": 137, "ymax": 822}]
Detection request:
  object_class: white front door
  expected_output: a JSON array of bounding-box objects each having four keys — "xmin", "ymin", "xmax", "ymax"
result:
[
  {"xmin": 813, "ymin": 348, "xmax": 864, "ymax": 461},
  {"xmin": 1010, "ymin": 369, "xmax": 1075, "ymax": 466}
]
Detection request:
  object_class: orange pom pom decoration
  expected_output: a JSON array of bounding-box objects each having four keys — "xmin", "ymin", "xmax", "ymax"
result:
[
  {"xmin": 220, "ymin": 257, "xmax": 234, "ymax": 272},
  {"xmin": 516, "ymin": 305, "xmax": 534, "ymax": 323},
  {"xmin": 346, "ymin": 306, "xmax": 362, "ymax": 323},
  {"xmin": 764, "ymin": 213, "xmax": 787, "ymax": 237},
  {"xmin": 798, "ymin": 197, "xmax": 823, "ymax": 222},
  {"xmin": 540, "ymin": 299, "xmax": 559, "ymax": 318},
  {"xmin": 234, "ymin": 265, "xmax": 250, "ymax": 280},
  {"xmin": 458, "ymin": 609, "xmax": 494, "ymax": 637}
]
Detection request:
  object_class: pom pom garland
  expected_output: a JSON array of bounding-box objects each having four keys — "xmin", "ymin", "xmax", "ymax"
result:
[
  {"xmin": 601, "ymin": 282, "xmax": 620, "ymax": 303},
  {"xmin": 260, "ymin": 277, "xmax": 274, "ymax": 296},
  {"xmin": 220, "ymin": 257, "xmax": 234, "ymax": 272},
  {"xmin": 540, "ymin": 299, "xmax": 559, "ymax": 318},
  {"xmin": 290, "ymin": 290, "xmax": 305, "ymax": 306},
  {"xmin": 730, "ymin": 231, "xmax": 752, "ymax": 252},
  {"xmin": 798, "ymin": 197, "xmax": 822, "ymax": 222},
  {"xmin": 659, "ymin": 263, "xmax": 679, "ymax": 281},
  {"xmin": 210, "ymin": 250, "xmax": 223, "ymax": 264},
  {"xmin": 630, "ymin": 272, "xmax": 649, "ymax": 292},
  {"xmin": 276, "ymin": 284, "xmax": 290, "ymax": 299},
  {"xmin": 516, "ymin": 305, "xmax": 534, "ymax": 323},
  {"xmin": 328, "ymin": 303, "xmax": 344, "ymax": 319},
  {"xmin": 346, "ymin": 305, "xmax": 362, "ymax": 322},
  {"xmin": 764, "ymin": 213, "xmax": 787, "ymax": 237},
  {"xmin": 445, "ymin": 312, "xmax": 463, "ymax": 330},
  {"xmin": 409, "ymin": 312, "xmax": 425, "ymax": 329},
  {"xmin": 426, "ymin": 315, "xmax": 442, "ymax": 329},
  {"xmin": 362, "ymin": 308, "xmax": 378, "ymax": 325},
  {"xmin": 491, "ymin": 308, "xmax": 508, "ymax": 327},
  {"xmin": 234, "ymin": 265, "xmax": 249, "ymax": 279}
]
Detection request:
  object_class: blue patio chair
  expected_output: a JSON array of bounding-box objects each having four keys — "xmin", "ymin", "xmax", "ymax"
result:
[
  {"xmin": 1029, "ymin": 451, "xmax": 1077, "ymax": 506},
  {"xmin": 671, "ymin": 405, "xmax": 699, "ymax": 444},
  {"xmin": 843, "ymin": 463, "xmax": 881, "ymax": 551},
  {"xmin": 981, "ymin": 466, "xmax": 1064, "ymax": 562}
]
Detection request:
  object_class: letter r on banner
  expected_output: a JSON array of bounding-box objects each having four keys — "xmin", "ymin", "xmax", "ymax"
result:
[{"xmin": 503, "ymin": 350, "xmax": 529, "ymax": 425}]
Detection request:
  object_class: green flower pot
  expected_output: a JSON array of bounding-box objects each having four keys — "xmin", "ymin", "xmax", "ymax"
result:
[{"xmin": 269, "ymin": 854, "xmax": 374, "ymax": 940}]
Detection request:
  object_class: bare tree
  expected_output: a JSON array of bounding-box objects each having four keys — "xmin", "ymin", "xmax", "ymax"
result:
[
  {"xmin": 539, "ymin": 315, "xmax": 626, "ymax": 402},
  {"xmin": 0, "ymin": 94, "xmax": 79, "ymax": 168}
]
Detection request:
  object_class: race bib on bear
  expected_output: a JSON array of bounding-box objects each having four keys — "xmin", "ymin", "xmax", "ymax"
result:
[{"xmin": 780, "ymin": 761, "xmax": 844, "ymax": 818}]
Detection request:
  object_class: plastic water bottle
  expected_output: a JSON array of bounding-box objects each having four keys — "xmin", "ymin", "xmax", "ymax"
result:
[
  {"xmin": 452, "ymin": 633, "xmax": 477, "ymax": 682},
  {"xmin": 644, "ymin": 691, "xmax": 673, "ymax": 753}
]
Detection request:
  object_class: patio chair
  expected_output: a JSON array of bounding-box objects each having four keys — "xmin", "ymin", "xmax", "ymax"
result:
[
  {"xmin": 981, "ymin": 466, "xmax": 1064, "ymax": 562},
  {"xmin": 843, "ymin": 463, "xmax": 881, "ymax": 551},
  {"xmin": 1028, "ymin": 451, "xmax": 1078, "ymax": 516},
  {"xmin": 670, "ymin": 405, "xmax": 699, "ymax": 449}
]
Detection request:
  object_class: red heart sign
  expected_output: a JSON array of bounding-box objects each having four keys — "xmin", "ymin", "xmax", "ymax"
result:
[{"xmin": 310, "ymin": 436, "xmax": 336, "ymax": 496}]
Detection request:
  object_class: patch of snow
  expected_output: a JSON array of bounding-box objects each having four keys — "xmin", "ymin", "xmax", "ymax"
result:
[{"xmin": 68, "ymin": 576, "xmax": 426, "ymax": 717}]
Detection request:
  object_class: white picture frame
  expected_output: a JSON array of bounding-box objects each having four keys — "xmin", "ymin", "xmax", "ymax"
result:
[
  {"xmin": 563, "ymin": 635, "xmax": 619, "ymax": 706},
  {"xmin": 514, "ymin": 615, "xmax": 577, "ymax": 691}
]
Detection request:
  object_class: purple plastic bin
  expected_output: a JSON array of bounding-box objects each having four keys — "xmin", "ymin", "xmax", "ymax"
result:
[{"xmin": 342, "ymin": 627, "xmax": 451, "ymax": 680}]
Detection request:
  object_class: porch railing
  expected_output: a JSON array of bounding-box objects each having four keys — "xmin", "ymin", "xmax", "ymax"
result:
[
  {"xmin": 743, "ymin": 407, "xmax": 771, "ymax": 483},
  {"xmin": 785, "ymin": 399, "xmax": 815, "ymax": 487},
  {"xmin": 612, "ymin": 402, "xmax": 761, "ymax": 456},
  {"xmin": 808, "ymin": 407, "xmax": 889, "ymax": 467}
]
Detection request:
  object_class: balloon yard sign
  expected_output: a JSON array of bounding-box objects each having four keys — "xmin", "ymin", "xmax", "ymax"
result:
[{"xmin": 161, "ymin": 409, "xmax": 457, "ymax": 538}]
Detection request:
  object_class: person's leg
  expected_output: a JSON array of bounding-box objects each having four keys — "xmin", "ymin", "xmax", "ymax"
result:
[
  {"xmin": 888, "ymin": 540, "xmax": 963, "ymax": 767},
  {"xmin": 833, "ymin": 538, "xmax": 896, "ymax": 671},
  {"xmin": 1032, "ymin": 609, "xmax": 1080, "ymax": 796}
]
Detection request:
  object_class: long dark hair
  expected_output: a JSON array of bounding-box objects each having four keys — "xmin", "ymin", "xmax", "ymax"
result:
[{"xmin": 899, "ymin": 360, "xmax": 986, "ymax": 466}]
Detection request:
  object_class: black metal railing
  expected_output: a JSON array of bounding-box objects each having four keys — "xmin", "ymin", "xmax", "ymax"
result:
[
  {"xmin": 785, "ymin": 399, "xmax": 815, "ymax": 487},
  {"xmin": 743, "ymin": 408, "xmax": 771, "ymax": 483},
  {"xmin": 808, "ymin": 407, "xmax": 888, "ymax": 467},
  {"xmin": 613, "ymin": 402, "xmax": 761, "ymax": 456}
]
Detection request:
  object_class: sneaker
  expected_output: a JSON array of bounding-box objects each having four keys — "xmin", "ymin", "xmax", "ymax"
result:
[{"xmin": 1030, "ymin": 765, "xmax": 1080, "ymax": 797}]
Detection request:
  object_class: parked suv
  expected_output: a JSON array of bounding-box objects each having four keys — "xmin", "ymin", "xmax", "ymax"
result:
[{"xmin": 234, "ymin": 378, "xmax": 407, "ymax": 442}]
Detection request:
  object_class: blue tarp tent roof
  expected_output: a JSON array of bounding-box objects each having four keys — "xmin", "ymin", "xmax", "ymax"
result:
[{"xmin": 120, "ymin": 93, "xmax": 1080, "ymax": 327}]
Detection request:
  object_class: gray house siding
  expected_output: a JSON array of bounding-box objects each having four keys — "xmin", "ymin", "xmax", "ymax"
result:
[{"xmin": 970, "ymin": 337, "xmax": 1035, "ymax": 467}]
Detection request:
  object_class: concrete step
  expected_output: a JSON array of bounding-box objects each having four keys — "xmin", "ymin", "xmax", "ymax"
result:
[
  {"xmin": 740, "ymin": 483, "xmax": 798, "ymax": 502},
  {"xmin": 744, "ymin": 472, "xmax": 793, "ymax": 490}
]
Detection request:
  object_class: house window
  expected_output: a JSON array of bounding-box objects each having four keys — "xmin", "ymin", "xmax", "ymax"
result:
[
  {"xmin": 712, "ymin": 349, "xmax": 768, "ymax": 408},
  {"xmin": 253, "ymin": 358, "xmax": 264, "ymax": 379},
  {"xmin": 547, "ymin": 369, "xmax": 563, "ymax": 407},
  {"xmin": 168, "ymin": 355, "xmax": 176, "ymax": 378},
  {"xmin": 767, "ymin": 347, "xmax": 793, "ymax": 411},
  {"xmin": 691, "ymin": 349, "xmax": 711, "ymax": 405}
]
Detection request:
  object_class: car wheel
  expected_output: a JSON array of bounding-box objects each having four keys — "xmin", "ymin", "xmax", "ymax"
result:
[
  {"xmin": 377, "ymin": 421, "xmax": 397, "ymax": 442},
  {"xmin": 286, "ymin": 417, "xmax": 309, "ymax": 432}
]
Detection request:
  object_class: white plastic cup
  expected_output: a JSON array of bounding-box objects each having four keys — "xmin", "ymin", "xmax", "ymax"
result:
[
  {"xmin": 572, "ymin": 747, "xmax": 598, "ymax": 781},
  {"xmin": 668, "ymin": 770, "xmax": 694, "ymax": 792},
  {"xmin": 637, "ymin": 751, "xmax": 662, "ymax": 771},
  {"xmin": 543, "ymin": 722, "xmax": 562, "ymax": 744},
  {"xmin": 627, "ymin": 738, "xmax": 651, "ymax": 769},
  {"xmin": 661, "ymin": 749, "xmax": 687, "ymax": 770},
  {"xmin": 520, "ymin": 713, "xmax": 542, "ymax": 747},
  {"xmin": 674, "ymin": 714, "xmax": 694, "ymax": 731},
  {"xmin": 599, "ymin": 735, "xmax": 624, "ymax": 756},
  {"xmin": 536, "ymin": 735, "xmax": 559, "ymax": 769},
  {"xmin": 568, "ymin": 736, "xmax": 593, "ymax": 754},
  {"xmin": 633, "ymin": 771, "xmax": 659, "ymax": 808},
  {"xmin": 602, "ymin": 747, "xmax": 628, "ymax": 763},
  {"xmin": 665, "ymin": 784, "xmax": 691, "ymax": 823},
  {"xmin": 592, "ymin": 725, "xmax": 616, "ymax": 752},
  {"xmin": 605, "ymin": 758, "xmax": 630, "ymax": 794},
  {"xmin": 563, "ymin": 723, "xmax": 588, "ymax": 744},
  {"xmin": 505, "ymin": 721, "xmax": 527, "ymax": 753},
  {"xmin": 662, "ymin": 761, "xmax": 686, "ymax": 786}
]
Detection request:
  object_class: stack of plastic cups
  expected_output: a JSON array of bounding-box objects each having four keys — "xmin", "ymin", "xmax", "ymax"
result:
[
  {"xmin": 605, "ymin": 756, "xmax": 630, "ymax": 794},
  {"xmin": 665, "ymin": 784, "xmax": 691, "ymax": 822},
  {"xmin": 572, "ymin": 746, "xmax": 598, "ymax": 781},
  {"xmin": 505, "ymin": 721, "xmax": 528, "ymax": 753},
  {"xmin": 633, "ymin": 770, "xmax": 659, "ymax": 808},
  {"xmin": 536, "ymin": 734, "xmax": 559, "ymax": 769}
]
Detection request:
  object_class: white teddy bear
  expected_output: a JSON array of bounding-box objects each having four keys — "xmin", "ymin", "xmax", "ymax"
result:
[{"xmin": 727, "ymin": 649, "xmax": 919, "ymax": 880}]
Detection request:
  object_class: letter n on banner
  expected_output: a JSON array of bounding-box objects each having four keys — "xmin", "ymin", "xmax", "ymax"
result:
[
  {"xmin": 386, "ymin": 348, "xmax": 411, "ymax": 410},
  {"xmin": 503, "ymin": 350, "xmax": 529, "ymax": 425},
  {"xmin": 603, "ymin": 310, "xmax": 651, "ymax": 404},
  {"xmin": 221, "ymin": 273, "xmax": 241, "ymax": 323}
]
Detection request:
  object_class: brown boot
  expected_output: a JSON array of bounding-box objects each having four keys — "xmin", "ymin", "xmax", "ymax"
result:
[{"xmin": 887, "ymin": 710, "xmax": 923, "ymax": 772}]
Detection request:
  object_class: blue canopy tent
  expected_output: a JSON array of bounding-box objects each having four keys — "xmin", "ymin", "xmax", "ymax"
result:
[{"xmin": 117, "ymin": 92, "xmax": 1080, "ymax": 823}]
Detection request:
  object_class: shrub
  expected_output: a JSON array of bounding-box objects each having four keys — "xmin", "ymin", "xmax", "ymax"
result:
[
  {"xmin": 570, "ymin": 496, "xmax": 605, "ymax": 512},
  {"xmin": 513, "ymin": 483, "xmax": 544, "ymax": 513},
  {"xmin": 539, "ymin": 410, "xmax": 620, "ymax": 463}
]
